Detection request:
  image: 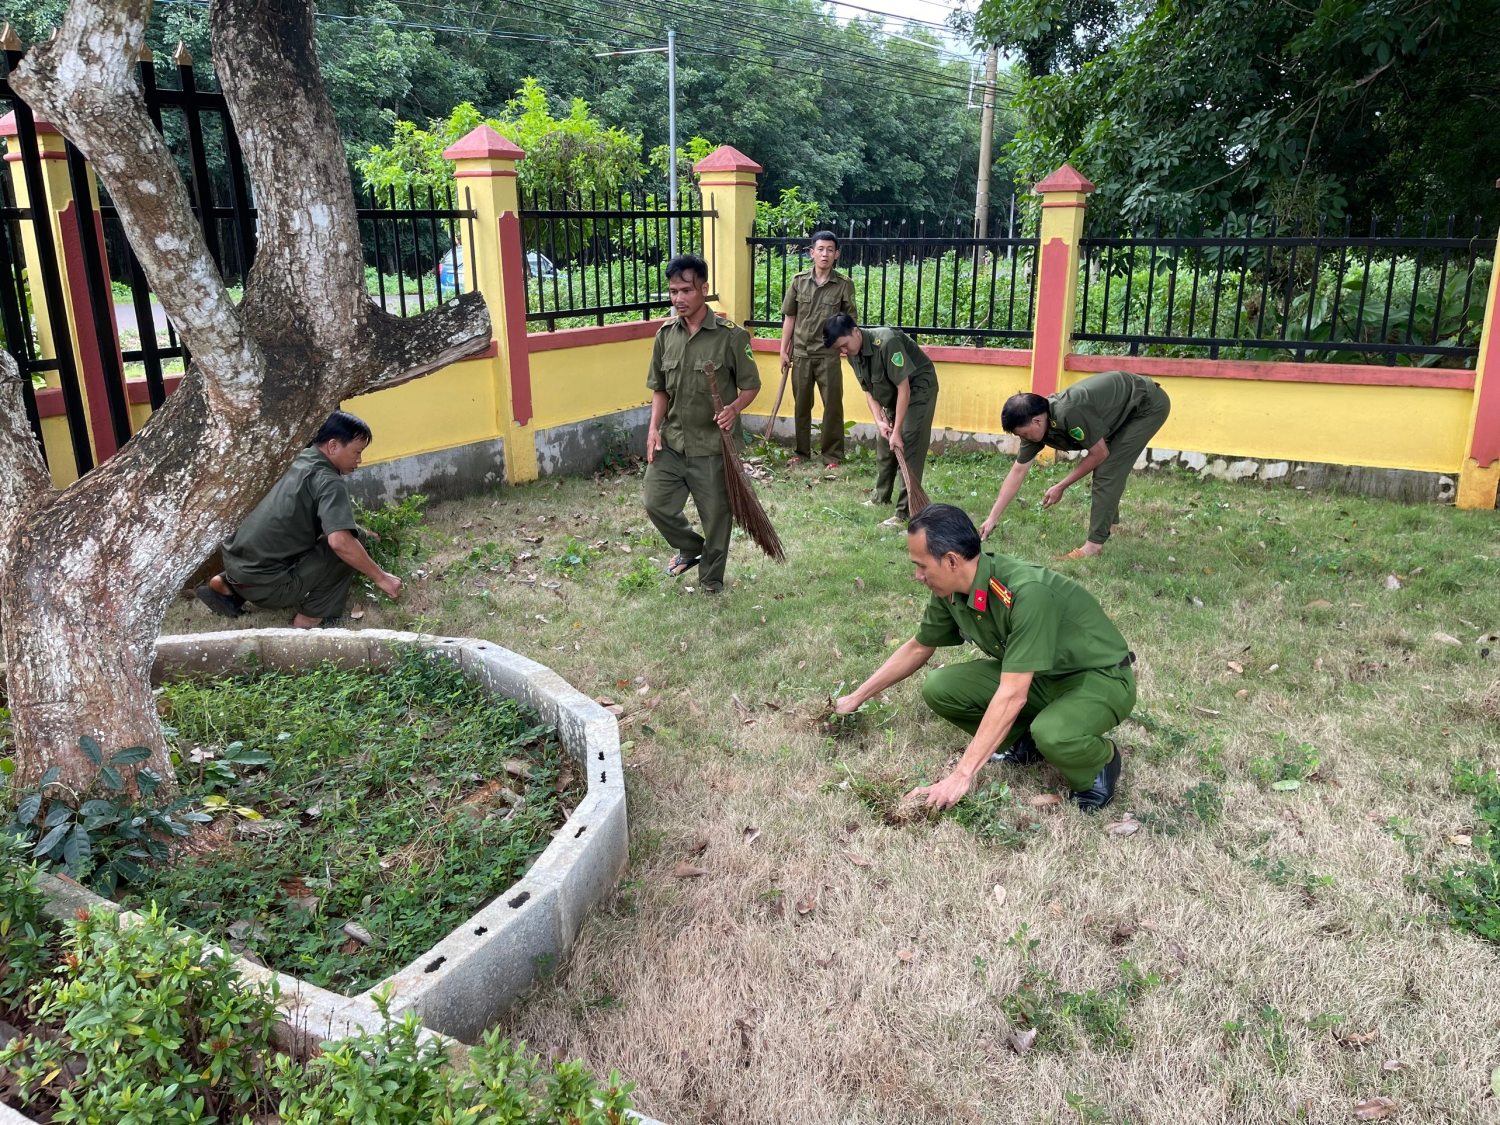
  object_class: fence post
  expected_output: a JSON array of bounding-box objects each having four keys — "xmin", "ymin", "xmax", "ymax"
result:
[
  {"xmin": 1028, "ymin": 165, "xmax": 1095, "ymax": 421},
  {"xmin": 442, "ymin": 124, "xmax": 538, "ymax": 485},
  {"xmin": 693, "ymin": 145, "xmax": 762, "ymax": 326},
  {"xmin": 1457, "ymin": 221, "xmax": 1500, "ymax": 509}
]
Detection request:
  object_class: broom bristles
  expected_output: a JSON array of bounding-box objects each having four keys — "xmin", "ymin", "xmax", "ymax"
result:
[
  {"xmin": 877, "ymin": 406, "xmax": 930, "ymax": 517},
  {"xmin": 705, "ymin": 363, "xmax": 787, "ymax": 562}
]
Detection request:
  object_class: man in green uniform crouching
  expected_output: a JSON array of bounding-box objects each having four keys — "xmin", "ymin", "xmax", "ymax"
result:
[
  {"xmin": 835, "ymin": 504, "xmax": 1135, "ymax": 812},
  {"xmin": 980, "ymin": 369, "xmax": 1170, "ymax": 559},
  {"xmin": 195, "ymin": 411, "xmax": 402, "ymax": 628},
  {"xmin": 824, "ymin": 313, "xmax": 939, "ymax": 527},
  {"xmin": 643, "ymin": 254, "xmax": 761, "ymax": 595}
]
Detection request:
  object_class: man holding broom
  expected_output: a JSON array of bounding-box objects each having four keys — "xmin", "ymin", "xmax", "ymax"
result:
[
  {"xmin": 824, "ymin": 313, "xmax": 939, "ymax": 526},
  {"xmin": 644, "ymin": 254, "xmax": 762, "ymax": 595},
  {"xmin": 774, "ymin": 231, "xmax": 857, "ymax": 465}
]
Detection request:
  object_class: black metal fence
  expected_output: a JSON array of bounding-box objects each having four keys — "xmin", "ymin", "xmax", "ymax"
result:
[
  {"xmin": 748, "ymin": 206, "xmax": 1039, "ymax": 347},
  {"xmin": 1, "ymin": 39, "xmax": 475, "ymax": 480},
  {"xmin": 1076, "ymin": 215, "xmax": 1494, "ymax": 366},
  {"xmin": 520, "ymin": 188, "xmax": 715, "ymax": 330}
]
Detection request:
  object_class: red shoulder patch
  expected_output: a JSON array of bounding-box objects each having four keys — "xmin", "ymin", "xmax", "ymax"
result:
[
  {"xmin": 989, "ymin": 578, "xmax": 1013, "ymax": 608},
  {"xmin": 972, "ymin": 588, "xmax": 988, "ymax": 612}
]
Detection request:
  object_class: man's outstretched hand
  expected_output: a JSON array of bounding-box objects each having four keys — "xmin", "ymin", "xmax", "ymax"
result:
[
  {"xmin": 375, "ymin": 572, "xmax": 402, "ymax": 599},
  {"xmin": 905, "ymin": 768, "xmax": 974, "ymax": 810},
  {"xmin": 834, "ymin": 694, "xmax": 861, "ymax": 715}
]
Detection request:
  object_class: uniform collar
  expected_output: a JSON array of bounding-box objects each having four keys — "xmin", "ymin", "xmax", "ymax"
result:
[
  {"xmin": 965, "ymin": 552, "xmax": 995, "ymax": 610},
  {"xmin": 668, "ymin": 309, "xmax": 720, "ymax": 332},
  {"xmin": 858, "ymin": 328, "xmax": 877, "ymax": 358}
]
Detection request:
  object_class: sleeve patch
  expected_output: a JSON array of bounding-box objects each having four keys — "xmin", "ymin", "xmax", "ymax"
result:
[
  {"xmin": 1068, "ymin": 426, "xmax": 1085, "ymax": 442},
  {"xmin": 989, "ymin": 578, "xmax": 1013, "ymax": 608},
  {"xmin": 891, "ymin": 351, "xmax": 905, "ymax": 368},
  {"xmin": 745, "ymin": 344, "xmax": 754, "ymax": 359}
]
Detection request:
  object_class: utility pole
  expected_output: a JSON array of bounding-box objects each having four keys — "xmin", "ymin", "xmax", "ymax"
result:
[
  {"xmin": 595, "ymin": 34, "xmax": 680, "ymax": 255},
  {"xmin": 973, "ymin": 45, "xmax": 999, "ymax": 239},
  {"xmin": 667, "ymin": 28, "xmax": 679, "ymax": 256}
]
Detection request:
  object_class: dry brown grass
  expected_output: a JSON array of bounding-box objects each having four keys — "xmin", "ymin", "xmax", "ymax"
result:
[{"xmin": 164, "ymin": 454, "xmax": 1500, "ymax": 1124}]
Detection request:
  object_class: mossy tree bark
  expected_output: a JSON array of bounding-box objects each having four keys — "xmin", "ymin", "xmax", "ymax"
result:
[{"xmin": 0, "ymin": 0, "xmax": 490, "ymax": 793}]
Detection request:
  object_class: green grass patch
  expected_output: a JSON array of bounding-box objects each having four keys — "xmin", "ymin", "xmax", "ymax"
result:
[
  {"xmin": 128, "ymin": 647, "xmax": 570, "ymax": 991},
  {"xmin": 1422, "ymin": 759, "xmax": 1500, "ymax": 942}
]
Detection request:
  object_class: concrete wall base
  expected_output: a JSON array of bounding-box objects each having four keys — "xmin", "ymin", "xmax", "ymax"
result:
[{"xmin": 347, "ymin": 436, "xmax": 506, "ymax": 508}]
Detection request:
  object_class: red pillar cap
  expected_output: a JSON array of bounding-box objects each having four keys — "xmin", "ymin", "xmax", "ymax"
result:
[
  {"xmin": 693, "ymin": 145, "xmax": 763, "ymax": 174},
  {"xmin": 0, "ymin": 110, "xmax": 60, "ymax": 137},
  {"xmin": 442, "ymin": 123, "xmax": 526, "ymax": 163},
  {"xmin": 1033, "ymin": 164, "xmax": 1096, "ymax": 195}
]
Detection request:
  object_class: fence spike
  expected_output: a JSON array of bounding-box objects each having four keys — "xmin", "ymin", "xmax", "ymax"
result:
[
  {"xmin": 137, "ymin": 43, "xmax": 154, "ymax": 62},
  {"xmin": 172, "ymin": 40, "xmax": 193, "ymax": 66},
  {"xmin": 0, "ymin": 23, "xmax": 22, "ymax": 50}
]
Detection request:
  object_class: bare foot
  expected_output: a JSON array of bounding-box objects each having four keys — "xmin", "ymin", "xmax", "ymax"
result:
[
  {"xmin": 291, "ymin": 613, "xmax": 322, "ymax": 629},
  {"xmin": 209, "ymin": 573, "xmax": 233, "ymax": 596},
  {"xmin": 1054, "ymin": 543, "xmax": 1105, "ymax": 561}
]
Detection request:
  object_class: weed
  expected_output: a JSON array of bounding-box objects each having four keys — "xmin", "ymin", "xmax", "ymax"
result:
[
  {"xmin": 1249, "ymin": 856, "xmax": 1335, "ymax": 891},
  {"xmin": 593, "ymin": 420, "xmax": 639, "ymax": 474},
  {"xmin": 999, "ymin": 927, "xmax": 1160, "ymax": 1054},
  {"xmin": 1064, "ymin": 1092, "xmax": 1110, "ymax": 1123},
  {"xmin": 1258, "ymin": 1006, "xmax": 1292, "ymax": 1073},
  {"xmin": 545, "ymin": 535, "xmax": 602, "ymax": 579},
  {"xmin": 447, "ymin": 540, "xmax": 516, "ymax": 579},
  {"xmin": 355, "ymin": 494, "xmax": 430, "ymax": 581},
  {"xmin": 1247, "ymin": 733, "xmax": 1321, "ymax": 789},
  {"xmin": 1420, "ymin": 760, "xmax": 1500, "ymax": 942},
  {"xmin": 616, "ymin": 555, "xmax": 661, "ymax": 594},
  {"xmin": 1135, "ymin": 782, "xmax": 1223, "ymax": 836}
]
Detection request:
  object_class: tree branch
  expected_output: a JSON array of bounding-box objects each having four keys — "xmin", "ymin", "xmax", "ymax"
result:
[
  {"xmin": 8, "ymin": 0, "xmax": 262, "ymax": 412},
  {"xmin": 0, "ymin": 353, "xmax": 55, "ymax": 577},
  {"xmin": 358, "ymin": 292, "xmax": 494, "ymax": 395}
]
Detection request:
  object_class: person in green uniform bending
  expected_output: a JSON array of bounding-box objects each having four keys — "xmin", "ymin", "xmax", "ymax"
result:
[
  {"xmin": 195, "ymin": 411, "xmax": 402, "ymax": 628},
  {"xmin": 980, "ymin": 370, "xmax": 1170, "ymax": 559},
  {"xmin": 823, "ymin": 313, "xmax": 939, "ymax": 527},
  {"xmin": 835, "ymin": 504, "xmax": 1135, "ymax": 812},
  {"xmin": 644, "ymin": 254, "xmax": 761, "ymax": 595},
  {"xmin": 777, "ymin": 231, "xmax": 857, "ymax": 465}
]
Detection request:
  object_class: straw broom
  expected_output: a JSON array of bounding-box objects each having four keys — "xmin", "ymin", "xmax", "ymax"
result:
[
  {"xmin": 762, "ymin": 361, "xmax": 792, "ymax": 443},
  {"xmin": 876, "ymin": 404, "xmax": 930, "ymax": 515},
  {"xmin": 703, "ymin": 362, "xmax": 787, "ymax": 562}
]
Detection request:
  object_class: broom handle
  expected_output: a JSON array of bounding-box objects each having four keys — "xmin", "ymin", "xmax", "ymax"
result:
[
  {"xmin": 704, "ymin": 361, "xmax": 725, "ymax": 414},
  {"xmin": 762, "ymin": 362, "xmax": 791, "ymax": 440}
]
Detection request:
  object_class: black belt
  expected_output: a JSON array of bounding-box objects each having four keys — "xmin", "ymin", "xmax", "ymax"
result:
[{"xmin": 1117, "ymin": 651, "xmax": 1136, "ymax": 668}]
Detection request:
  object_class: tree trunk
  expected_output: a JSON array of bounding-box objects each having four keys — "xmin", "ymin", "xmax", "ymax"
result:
[{"xmin": 0, "ymin": 0, "xmax": 492, "ymax": 797}]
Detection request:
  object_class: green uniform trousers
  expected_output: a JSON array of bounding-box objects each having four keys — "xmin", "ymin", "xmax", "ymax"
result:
[
  {"xmin": 230, "ymin": 539, "xmax": 358, "ymax": 620},
  {"xmin": 921, "ymin": 659, "xmax": 1136, "ymax": 791},
  {"xmin": 642, "ymin": 443, "xmax": 733, "ymax": 588},
  {"xmin": 1085, "ymin": 383, "xmax": 1171, "ymax": 545},
  {"xmin": 792, "ymin": 355, "xmax": 845, "ymax": 461},
  {"xmin": 874, "ymin": 395, "xmax": 936, "ymax": 519}
]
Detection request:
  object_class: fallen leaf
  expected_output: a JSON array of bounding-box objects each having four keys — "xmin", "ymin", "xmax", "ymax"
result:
[
  {"xmin": 1449, "ymin": 834, "xmax": 1472, "ymax": 847},
  {"xmin": 1381, "ymin": 1059, "xmax": 1408, "ymax": 1072},
  {"xmin": 797, "ymin": 660, "xmax": 807, "ymax": 669},
  {"xmin": 1046, "ymin": 900, "xmax": 1065, "ymax": 917},
  {"xmin": 342, "ymin": 921, "xmax": 374, "ymax": 946},
  {"xmin": 814, "ymin": 950, "xmax": 836, "ymax": 969},
  {"xmin": 1235, "ymin": 689, "xmax": 1250, "ymax": 699},
  {"xmin": 1432, "ymin": 632, "xmax": 1464, "ymax": 647},
  {"xmin": 1305, "ymin": 599, "xmax": 1334, "ymax": 608},
  {"xmin": 1315, "ymin": 658, "xmax": 1325, "ymax": 669},
  {"xmin": 993, "ymin": 884, "xmax": 1007, "ymax": 906},
  {"xmin": 459, "ymin": 521, "xmax": 473, "ymax": 530},
  {"xmin": 854, "ymin": 577, "xmax": 865, "ymax": 590},
  {"xmin": 1107, "ymin": 819, "xmax": 1141, "ymax": 836},
  {"xmin": 1227, "ymin": 661, "xmax": 1244, "ymax": 674},
  {"xmin": 1028, "ymin": 794, "xmax": 1062, "ymax": 807},
  {"xmin": 350, "ymin": 606, "xmax": 366, "ymax": 620},
  {"xmin": 796, "ymin": 893, "xmax": 816, "ymax": 916},
  {"xmin": 732, "ymin": 693, "xmax": 751, "ymax": 714},
  {"xmin": 1337, "ymin": 1030, "xmax": 1378, "ymax": 1048},
  {"xmin": 1385, "ymin": 574, "xmax": 1403, "ymax": 591},
  {"xmin": 1267, "ymin": 663, "xmax": 1279, "ymax": 672},
  {"xmin": 742, "ymin": 826, "xmax": 761, "ymax": 845},
  {"xmin": 672, "ymin": 863, "xmax": 708, "ymax": 878},
  {"xmin": 1008, "ymin": 1027, "xmax": 1037, "ymax": 1055},
  {"xmin": 1271, "ymin": 779, "xmax": 1302, "ymax": 792},
  {"xmin": 896, "ymin": 949, "xmax": 917, "ymax": 964},
  {"xmin": 1194, "ymin": 706, "xmax": 1222, "ymax": 716},
  {"xmin": 688, "ymin": 701, "xmax": 703, "ymax": 716},
  {"xmin": 687, "ymin": 836, "xmax": 709, "ymax": 856},
  {"xmin": 843, "ymin": 851, "xmax": 871, "ymax": 867},
  {"xmin": 1492, "ymin": 1065, "xmax": 1500, "ymax": 1098},
  {"xmin": 1354, "ymin": 1096, "xmax": 1396, "ymax": 1120}
]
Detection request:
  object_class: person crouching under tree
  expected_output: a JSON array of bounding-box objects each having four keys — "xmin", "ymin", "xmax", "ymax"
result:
[
  {"xmin": 195, "ymin": 410, "xmax": 402, "ymax": 628},
  {"xmin": 834, "ymin": 504, "xmax": 1135, "ymax": 813}
]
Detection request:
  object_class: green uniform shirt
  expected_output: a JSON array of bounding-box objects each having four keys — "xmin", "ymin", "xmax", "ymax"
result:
[
  {"xmin": 1017, "ymin": 369, "xmax": 1158, "ymax": 463},
  {"xmin": 646, "ymin": 311, "xmax": 761, "ymax": 457},
  {"xmin": 222, "ymin": 446, "xmax": 358, "ymax": 584},
  {"xmin": 915, "ymin": 552, "xmax": 1129, "ymax": 674},
  {"xmin": 779, "ymin": 269, "xmax": 857, "ymax": 358},
  {"xmin": 848, "ymin": 327, "xmax": 938, "ymax": 414}
]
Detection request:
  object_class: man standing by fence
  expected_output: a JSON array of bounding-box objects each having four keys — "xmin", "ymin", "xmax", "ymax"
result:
[
  {"xmin": 824, "ymin": 313, "xmax": 939, "ymax": 527},
  {"xmin": 777, "ymin": 231, "xmax": 857, "ymax": 465},
  {"xmin": 980, "ymin": 370, "xmax": 1171, "ymax": 558},
  {"xmin": 644, "ymin": 254, "xmax": 762, "ymax": 595}
]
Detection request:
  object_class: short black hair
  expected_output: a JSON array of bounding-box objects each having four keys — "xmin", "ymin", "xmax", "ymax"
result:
[
  {"xmin": 809, "ymin": 229, "xmax": 839, "ymax": 248},
  {"xmin": 665, "ymin": 254, "xmax": 710, "ymax": 285},
  {"xmin": 907, "ymin": 503, "xmax": 981, "ymax": 562},
  {"xmin": 822, "ymin": 312, "xmax": 857, "ymax": 350},
  {"xmin": 1001, "ymin": 392, "xmax": 1050, "ymax": 433},
  {"xmin": 312, "ymin": 410, "xmax": 372, "ymax": 447}
]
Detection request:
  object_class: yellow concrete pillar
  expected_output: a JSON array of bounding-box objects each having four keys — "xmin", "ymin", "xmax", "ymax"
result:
[
  {"xmin": 693, "ymin": 145, "xmax": 761, "ymax": 327},
  {"xmin": 1456, "ymin": 215, "xmax": 1500, "ymax": 509},
  {"xmin": 443, "ymin": 124, "xmax": 538, "ymax": 483},
  {"xmin": 1029, "ymin": 164, "xmax": 1094, "ymax": 402}
]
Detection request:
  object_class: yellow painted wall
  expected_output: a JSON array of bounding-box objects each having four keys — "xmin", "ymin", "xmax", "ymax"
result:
[
  {"xmin": 528, "ymin": 336, "xmax": 657, "ymax": 430},
  {"xmin": 345, "ymin": 355, "xmax": 499, "ymax": 466}
]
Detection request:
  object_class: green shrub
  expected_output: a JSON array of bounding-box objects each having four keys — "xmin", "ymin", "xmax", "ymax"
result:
[
  {"xmin": 545, "ymin": 535, "xmax": 601, "ymax": 579},
  {"xmin": 355, "ymin": 494, "xmax": 431, "ymax": 581},
  {"xmin": 1422, "ymin": 760, "xmax": 1500, "ymax": 942},
  {"xmin": 0, "ymin": 840, "xmax": 55, "ymax": 1012}
]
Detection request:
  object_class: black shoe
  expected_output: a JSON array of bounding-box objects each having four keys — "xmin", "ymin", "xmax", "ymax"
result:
[
  {"xmin": 195, "ymin": 581, "xmax": 245, "ymax": 619},
  {"xmin": 991, "ymin": 731, "xmax": 1042, "ymax": 766},
  {"xmin": 1070, "ymin": 743, "xmax": 1122, "ymax": 814}
]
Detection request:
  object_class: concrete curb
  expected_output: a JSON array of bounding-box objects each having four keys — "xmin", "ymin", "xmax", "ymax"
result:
[{"xmin": 150, "ymin": 628, "xmax": 629, "ymax": 1044}]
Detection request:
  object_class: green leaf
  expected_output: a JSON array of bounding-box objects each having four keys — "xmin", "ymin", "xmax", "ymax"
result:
[
  {"xmin": 43, "ymin": 804, "xmax": 72, "ymax": 828},
  {"xmin": 79, "ymin": 799, "xmax": 113, "ymax": 816},
  {"xmin": 111, "ymin": 856, "xmax": 146, "ymax": 883},
  {"xmin": 0, "ymin": 758, "xmax": 14, "ymax": 776},
  {"xmin": 78, "ymin": 736, "xmax": 103, "ymax": 765},
  {"xmin": 100, "ymin": 766, "xmax": 125, "ymax": 791},
  {"xmin": 110, "ymin": 746, "xmax": 152, "ymax": 765},
  {"xmin": 1270, "ymin": 779, "xmax": 1301, "ymax": 792},
  {"xmin": 16, "ymin": 794, "xmax": 41, "ymax": 824},
  {"xmin": 62, "ymin": 823, "xmax": 91, "ymax": 867},
  {"xmin": 136, "ymin": 767, "xmax": 162, "ymax": 797},
  {"xmin": 230, "ymin": 751, "xmax": 273, "ymax": 766},
  {"xmin": 38, "ymin": 767, "xmax": 61, "ymax": 789},
  {"xmin": 32, "ymin": 822, "xmax": 68, "ymax": 857}
]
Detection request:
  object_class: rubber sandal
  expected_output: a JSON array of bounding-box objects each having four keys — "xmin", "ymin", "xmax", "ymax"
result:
[
  {"xmin": 880, "ymin": 516, "xmax": 905, "ymax": 528},
  {"xmin": 666, "ymin": 553, "xmax": 700, "ymax": 577},
  {"xmin": 702, "ymin": 581, "xmax": 724, "ymax": 595},
  {"xmin": 1054, "ymin": 548, "xmax": 1093, "ymax": 561},
  {"xmin": 195, "ymin": 584, "xmax": 244, "ymax": 618}
]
